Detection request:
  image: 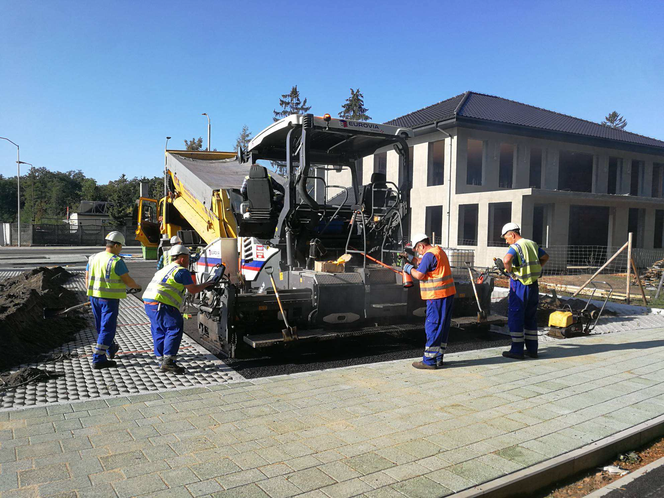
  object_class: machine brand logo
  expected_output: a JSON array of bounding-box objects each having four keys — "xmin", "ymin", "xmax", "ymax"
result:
[
  {"xmin": 339, "ymin": 120, "xmax": 348, "ymax": 128},
  {"xmin": 340, "ymin": 120, "xmax": 380, "ymax": 130}
]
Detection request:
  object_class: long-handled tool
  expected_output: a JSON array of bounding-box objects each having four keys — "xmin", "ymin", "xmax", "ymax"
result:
[
  {"xmin": 265, "ymin": 267, "xmax": 297, "ymax": 342},
  {"xmin": 350, "ymin": 249, "xmax": 413, "ymax": 288},
  {"xmin": 44, "ymin": 301, "xmax": 91, "ymax": 319},
  {"xmin": 466, "ymin": 263, "xmax": 487, "ymax": 321}
]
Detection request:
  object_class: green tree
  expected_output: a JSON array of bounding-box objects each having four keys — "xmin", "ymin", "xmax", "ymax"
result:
[
  {"xmin": 0, "ymin": 175, "xmax": 17, "ymax": 223},
  {"xmin": 602, "ymin": 111, "xmax": 627, "ymax": 130},
  {"xmin": 273, "ymin": 85, "xmax": 311, "ymax": 121},
  {"xmin": 80, "ymin": 178, "xmax": 99, "ymax": 201},
  {"xmin": 235, "ymin": 125, "xmax": 252, "ymax": 153},
  {"xmin": 184, "ymin": 137, "xmax": 203, "ymax": 151},
  {"xmin": 339, "ymin": 88, "xmax": 371, "ymax": 121},
  {"xmin": 107, "ymin": 174, "xmax": 138, "ymax": 227}
]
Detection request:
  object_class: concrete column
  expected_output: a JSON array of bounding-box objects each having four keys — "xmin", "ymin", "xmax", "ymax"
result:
[
  {"xmin": 542, "ymin": 148, "xmax": 559, "ymax": 190},
  {"xmin": 622, "ymin": 160, "xmax": 632, "ymax": 195},
  {"xmin": 484, "ymin": 140, "xmax": 499, "ymax": 191},
  {"xmin": 593, "ymin": 155, "xmax": 609, "ymax": 194},
  {"xmin": 550, "ymin": 202, "xmax": 570, "ymax": 245},
  {"xmin": 478, "ymin": 201, "xmax": 489, "ymax": 249},
  {"xmin": 641, "ymin": 161, "xmax": 654, "ymax": 197},
  {"xmin": 644, "ymin": 208, "xmax": 656, "ymax": 248},
  {"xmin": 612, "ymin": 207, "xmax": 629, "ymax": 247},
  {"xmin": 513, "ymin": 144, "xmax": 530, "ymax": 189},
  {"xmin": 520, "ymin": 196, "xmax": 533, "ymax": 239},
  {"xmin": 455, "ymin": 132, "xmax": 468, "ymax": 194}
]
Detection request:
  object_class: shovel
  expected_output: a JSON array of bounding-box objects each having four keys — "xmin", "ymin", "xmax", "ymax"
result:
[
  {"xmin": 265, "ymin": 267, "xmax": 298, "ymax": 342},
  {"xmin": 466, "ymin": 263, "xmax": 487, "ymax": 322},
  {"xmin": 44, "ymin": 301, "xmax": 91, "ymax": 319}
]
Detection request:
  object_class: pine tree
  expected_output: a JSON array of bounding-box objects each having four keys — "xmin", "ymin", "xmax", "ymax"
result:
[
  {"xmin": 184, "ymin": 137, "xmax": 203, "ymax": 151},
  {"xmin": 339, "ymin": 88, "xmax": 371, "ymax": 121},
  {"xmin": 273, "ymin": 85, "xmax": 311, "ymax": 121},
  {"xmin": 602, "ymin": 111, "xmax": 627, "ymax": 130},
  {"xmin": 235, "ymin": 125, "xmax": 252, "ymax": 153}
]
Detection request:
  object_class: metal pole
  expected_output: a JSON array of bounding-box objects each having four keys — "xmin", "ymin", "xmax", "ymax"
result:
[
  {"xmin": 655, "ymin": 271, "xmax": 664, "ymax": 301},
  {"xmin": 202, "ymin": 113, "xmax": 211, "ymax": 151},
  {"xmin": 0, "ymin": 137, "xmax": 20, "ymax": 246},
  {"xmin": 164, "ymin": 137, "xmax": 171, "ymax": 197}
]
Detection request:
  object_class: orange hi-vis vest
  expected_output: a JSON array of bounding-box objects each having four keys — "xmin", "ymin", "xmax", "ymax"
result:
[{"xmin": 419, "ymin": 246, "xmax": 456, "ymax": 300}]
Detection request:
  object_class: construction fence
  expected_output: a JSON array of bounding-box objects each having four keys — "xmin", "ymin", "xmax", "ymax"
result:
[{"xmin": 0, "ymin": 223, "xmax": 140, "ymax": 246}]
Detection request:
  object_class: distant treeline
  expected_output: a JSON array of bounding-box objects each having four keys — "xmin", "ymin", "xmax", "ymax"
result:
[{"xmin": 0, "ymin": 169, "xmax": 162, "ymax": 226}]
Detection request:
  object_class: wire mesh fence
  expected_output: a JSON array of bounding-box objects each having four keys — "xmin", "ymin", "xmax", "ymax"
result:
[{"xmin": 540, "ymin": 245, "xmax": 664, "ymax": 276}]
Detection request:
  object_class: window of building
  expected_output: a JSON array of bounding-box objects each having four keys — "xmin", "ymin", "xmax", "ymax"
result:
[
  {"xmin": 499, "ymin": 144, "xmax": 514, "ymax": 189},
  {"xmin": 488, "ymin": 202, "xmax": 512, "ymax": 246},
  {"xmin": 569, "ymin": 206, "xmax": 609, "ymax": 246},
  {"xmin": 466, "ymin": 139, "xmax": 483, "ymax": 186},
  {"xmin": 457, "ymin": 204, "xmax": 478, "ymax": 246},
  {"xmin": 529, "ymin": 147, "xmax": 542, "ymax": 188},
  {"xmin": 427, "ymin": 141, "xmax": 444, "ymax": 186},
  {"xmin": 630, "ymin": 160, "xmax": 643, "ymax": 196},
  {"xmin": 628, "ymin": 207, "xmax": 645, "ymax": 248},
  {"xmin": 655, "ymin": 210, "xmax": 664, "ymax": 249},
  {"xmin": 608, "ymin": 157, "xmax": 622, "ymax": 194},
  {"xmin": 373, "ymin": 152, "xmax": 387, "ymax": 177},
  {"xmin": 559, "ymin": 151, "xmax": 593, "ymax": 192},
  {"xmin": 532, "ymin": 205, "xmax": 547, "ymax": 247},
  {"xmin": 425, "ymin": 206, "xmax": 443, "ymax": 244},
  {"xmin": 653, "ymin": 163, "xmax": 664, "ymax": 198}
]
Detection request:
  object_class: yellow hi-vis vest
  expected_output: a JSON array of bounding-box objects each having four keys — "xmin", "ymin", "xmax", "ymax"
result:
[
  {"xmin": 142, "ymin": 262, "xmax": 187, "ymax": 309},
  {"xmin": 87, "ymin": 251, "xmax": 127, "ymax": 299},
  {"xmin": 510, "ymin": 238, "xmax": 542, "ymax": 285}
]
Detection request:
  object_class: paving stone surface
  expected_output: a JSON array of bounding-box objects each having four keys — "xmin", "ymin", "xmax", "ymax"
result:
[
  {"xmin": 2, "ymin": 325, "xmax": 664, "ymax": 496},
  {"xmin": 0, "ymin": 274, "xmax": 244, "ymax": 409}
]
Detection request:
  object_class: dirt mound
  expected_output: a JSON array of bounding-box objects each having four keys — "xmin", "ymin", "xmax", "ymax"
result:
[
  {"xmin": 0, "ymin": 367, "xmax": 61, "ymax": 391},
  {"xmin": 0, "ymin": 267, "xmax": 86, "ymax": 372}
]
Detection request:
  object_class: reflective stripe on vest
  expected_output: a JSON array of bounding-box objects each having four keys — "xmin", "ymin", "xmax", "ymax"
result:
[
  {"xmin": 87, "ymin": 251, "xmax": 127, "ymax": 299},
  {"xmin": 510, "ymin": 238, "xmax": 542, "ymax": 285},
  {"xmin": 142, "ymin": 262, "xmax": 187, "ymax": 308},
  {"xmin": 420, "ymin": 246, "xmax": 456, "ymax": 300}
]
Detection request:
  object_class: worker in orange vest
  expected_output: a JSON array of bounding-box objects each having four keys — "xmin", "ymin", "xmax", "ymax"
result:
[{"xmin": 402, "ymin": 233, "xmax": 456, "ymax": 369}]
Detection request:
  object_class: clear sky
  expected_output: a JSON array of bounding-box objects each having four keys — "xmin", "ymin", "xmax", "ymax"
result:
[{"xmin": 1, "ymin": 0, "xmax": 663, "ymax": 183}]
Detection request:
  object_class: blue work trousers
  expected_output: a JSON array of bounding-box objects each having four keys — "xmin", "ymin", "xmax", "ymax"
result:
[
  {"xmin": 423, "ymin": 295, "xmax": 455, "ymax": 366},
  {"xmin": 144, "ymin": 303, "xmax": 184, "ymax": 359},
  {"xmin": 508, "ymin": 279, "xmax": 539, "ymax": 354},
  {"xmin": 89, "ymin": 297, "xmax": 120, "ymax": 363}
]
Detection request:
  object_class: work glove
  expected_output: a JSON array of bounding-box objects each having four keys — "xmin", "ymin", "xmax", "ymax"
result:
[
  {"xmin": 399, "ymin": 252, "xmax": 414, "ymax": 265},
  {"xmin": 494, "ymin": 258, "xmax": 505, "ymax": 271},
  {"xmin": 403, "ymin": 263, "xmax": 414, "ymax": 275}
]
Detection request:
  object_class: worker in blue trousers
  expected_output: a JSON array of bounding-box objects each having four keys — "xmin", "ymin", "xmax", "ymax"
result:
[
  {"xmin": 498, "ymin": 223, "xmax": 549, "ymax": 360},
  {"xmin": 402, "ymin": 233, "xmax": 456, "ymax": 370},
  {"xmin": 86, "ymin": 231, "xmax": 142, "ymax": 369},
  {"xmin": 142, "ymin": 245, "xmax": 215, "ymax": 374}
]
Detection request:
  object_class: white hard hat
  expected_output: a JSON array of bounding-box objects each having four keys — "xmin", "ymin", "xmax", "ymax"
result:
[
  {"xmin": 170, "ymin": 244, "xmax": 190, "ymax": 257},
  {"xmin": 411, "ymin": 233, "xmax": 429, "ymax": 247},
  {"xmin": 501, "ymin": 222, "xmax": 521, "ymax": 237},
  {"xmin": 105, "ymin": 231, "xmax": 126, "ymax": 245},
  {"xmin": 170, "ymin": 235, "xmax": 182, "ymax": 245}
]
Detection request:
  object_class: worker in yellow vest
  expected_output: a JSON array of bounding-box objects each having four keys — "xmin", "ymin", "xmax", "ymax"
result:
[
  {"xmin": 86, "ymin": 231, "xmax": 142, "ymax": 369},
  {"xmin": 499, "ymin": 223, "xmax": 549, "ymax": 360},
  {"xmin": 157, "ymin": 235, "xmax": 183, "ymax": 270},
  {"xmin": 142, "ymin": 245, "xmax": 215, "ymax": 374},
  {"xmin": 402, "ymin": 233, "xmax": 456, "ymax": 369}
]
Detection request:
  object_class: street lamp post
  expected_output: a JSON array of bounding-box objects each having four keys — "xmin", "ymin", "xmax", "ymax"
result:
[
  {"xmin": 0, "ymin": 137, "xmax": 20, "ymax": 246},
  {"xmin": 202, "ymin": 113, "xmax": 211, "ymax": 151},
  {"xmin": 164, "ymin": 136, "xmax": 171, "ymax": 197}
]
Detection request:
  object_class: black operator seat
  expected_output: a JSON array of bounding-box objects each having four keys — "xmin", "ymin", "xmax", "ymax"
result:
[
  {"xmin": 245, "ymin": 164, "xmax": 274, "ymax": 213},
  {"xmin": 360, "ymin": 172, "xmax": 388, "ymax": 216}
]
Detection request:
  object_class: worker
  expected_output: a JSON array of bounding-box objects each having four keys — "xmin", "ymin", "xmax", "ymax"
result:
[
  {"xmin": 498, "ymin": 222, "xmax": 549, "ymax": 360},
  {"xmin": 241, "ymin": 166, "xmax": 285, "ymax": 211},
  {"xmin": 402, "ymin": 233, "xmax": 456, "ymax": 369},
  {"xmin": 157, "ymin": 235, "xmax": 182, "ymax": 270},
  {"xmin": 86, "ymin": 231, "xmax": 142, "ymax": 369},
  {"xmin": 142, "ymin": 244, "xmax": 215, "ymax": 373}
]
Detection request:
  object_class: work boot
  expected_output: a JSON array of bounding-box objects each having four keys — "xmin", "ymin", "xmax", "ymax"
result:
[
  {"xmin": 161, "ymin": 357, "xmax": 185, "ymax": 374},
  {"xmin": 412, "ymin": 361, "xmax": 437, "ymax": 370},
  {"xmin": 525, "ymin": 350, "xmax": 539, "ymax": 359},
  {"xmin": 502, "ymin": 351, "xmax": 524, "ymax": 360},
  {"xmin": 108, "ymin": 342, "xmax": 120, "ymax": 360},
  {"xmin": 155, "ymin": 356, "xmax": 163, "ymax": 367},
  {"xmin": 93, "ymin": 359, "xmax": 117, "ymax": 370}
]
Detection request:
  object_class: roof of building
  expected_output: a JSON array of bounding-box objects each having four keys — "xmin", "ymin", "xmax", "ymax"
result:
[{"xmin": 386, "ymin": 92, "xmax": 664, "ymax": 151}]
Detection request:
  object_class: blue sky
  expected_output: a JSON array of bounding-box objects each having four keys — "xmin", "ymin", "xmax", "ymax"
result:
[{"xmin": 1, "ymin": 0, "xmax": 663, "ymax": 183}]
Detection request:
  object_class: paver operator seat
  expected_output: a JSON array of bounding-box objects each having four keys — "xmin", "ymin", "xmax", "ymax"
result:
[
  {"xmin": 360, "ymin": 173, "xmax": 395, "ymax": 219},
  {"xmin": 240, "ymin": 164, "xmax": 279, "ymax": 238}
]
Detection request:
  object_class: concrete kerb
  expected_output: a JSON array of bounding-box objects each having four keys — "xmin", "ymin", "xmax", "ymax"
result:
[
  {"xmin": 455, "ymin": 413, "xmax": 664, "ymax": 498},
  {"xmin": 584, "ymin": 455, "xmax": 664, "ymax": 497}
]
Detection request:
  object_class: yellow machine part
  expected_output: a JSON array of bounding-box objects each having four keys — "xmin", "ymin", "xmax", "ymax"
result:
[{"xmin": 549, "ymin": 311, "xmax": 574, "ymax": 328}]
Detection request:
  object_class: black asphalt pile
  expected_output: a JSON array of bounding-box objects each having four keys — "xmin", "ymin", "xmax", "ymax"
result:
[
  {"xmin": 0, "ymin": 367, "xmax": 61, "ymax": 391},
  {"xmin": 0, "ymin": 267, "xmax": 85, "ymax": 372}
]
